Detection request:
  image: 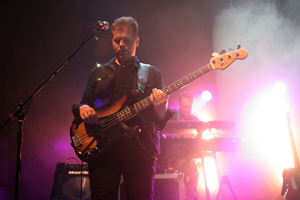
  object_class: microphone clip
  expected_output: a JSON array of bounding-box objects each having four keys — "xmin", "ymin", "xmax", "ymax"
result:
[{"xmin": 97, "ymin": 21, "xmax": 110, "ymax": 31}]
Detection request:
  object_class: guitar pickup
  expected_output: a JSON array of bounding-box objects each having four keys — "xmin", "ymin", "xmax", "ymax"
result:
[{"xmin": 72, "ymin": 134, "xmax": 82, "ymax": 148}]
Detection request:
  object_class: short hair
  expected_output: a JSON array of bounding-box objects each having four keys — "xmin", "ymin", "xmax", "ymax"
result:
[
  {"xmin": 179, "ymin": 92, "xmax": 195, "ymax": 105},
  {"xmin": 111, "ymin": 16, "xmax": 139, "ymax": 38}
]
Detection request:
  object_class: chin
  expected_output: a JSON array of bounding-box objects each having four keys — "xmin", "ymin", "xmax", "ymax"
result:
[{"xmin": 117, "ymin": 54, "xmax": 127, "ymax": 59}]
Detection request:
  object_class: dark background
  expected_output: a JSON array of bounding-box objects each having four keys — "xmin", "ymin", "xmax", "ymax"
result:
[{"xmin": 1, "ymin": 0, "xmax": 300, "ymax": 199}]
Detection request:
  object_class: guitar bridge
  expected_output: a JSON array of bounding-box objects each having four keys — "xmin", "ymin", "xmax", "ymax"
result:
[{"xmin": 72, "ymin": 134, "xmax": 82, "ymax": 148}]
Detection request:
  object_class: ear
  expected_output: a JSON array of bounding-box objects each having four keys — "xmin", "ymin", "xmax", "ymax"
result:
[{"xmin": 136, "ymin": 37, "xmax": 140, "ymax": 47}]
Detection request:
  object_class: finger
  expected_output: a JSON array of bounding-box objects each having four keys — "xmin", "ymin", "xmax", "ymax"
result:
[
  {"xmin": 155, "ymin": 90, "xmax": 165, "ymax": 101},
  {"xmin": 86, "ymin": 109, "xmax": 96, "ymax": 124},
  {"xmin": 81, "ymin": 111, "xmax": 93, "ymax": 124},
  {"xmin": 82, "ymin": 113, "xmax": 91, "ymax": 124},
  {"xmin": 94, "ymin": 115, "xmax": 98, "ymax": 124},
  {"xmin": 92, "ymin": 113, "xmax": 98, "ymax": 124},
  {"xmin": 152, "ymin": 88, "xmax": 158, "ymax": 97},
  {"xmin": 87, "ymin": 116, "xmax": 95, "ymax": 124},
  {"xmin": 80, "ymin": 112, "xmax": 88, "ymax": 121},
  {"xmin": 85, "ymin": 118, "xmax": 91, "ymax": 124},
  {"xmin": 153, "ymin": 88, "xmax": 160, "ymax": 100},
  {"xmin": 150, "ymin": 93, "xmax": 154, "ymax": 102}
]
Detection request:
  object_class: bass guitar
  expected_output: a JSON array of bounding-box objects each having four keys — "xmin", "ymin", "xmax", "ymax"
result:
[{"xmin": 70, "ymin": 46, "xmax": 248, "ymax": 162}]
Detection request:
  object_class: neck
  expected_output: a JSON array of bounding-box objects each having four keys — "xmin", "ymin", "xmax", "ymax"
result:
[{"xmin": 115, "ymin": 56, "xmax": 135, "ymax": 67}]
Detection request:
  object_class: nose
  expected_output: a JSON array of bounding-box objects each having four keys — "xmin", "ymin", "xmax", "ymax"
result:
[{"xmin": 119, "ymin": 40, "xmax": 125, "ymax": 46}]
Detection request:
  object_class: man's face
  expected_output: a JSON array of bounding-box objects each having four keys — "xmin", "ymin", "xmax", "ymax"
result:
[
  {"xmin": 179, "ymin": 97, "xmax": 193, "ymax": 119},
  {"xmin": 112, "ymin": 25, "xmax": 139, "ymax": 63}
]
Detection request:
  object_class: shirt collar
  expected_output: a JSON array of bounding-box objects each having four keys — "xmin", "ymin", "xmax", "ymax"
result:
[{"xmin": 106, "ymin": 56, "xmax": 141, "ymax": 70}]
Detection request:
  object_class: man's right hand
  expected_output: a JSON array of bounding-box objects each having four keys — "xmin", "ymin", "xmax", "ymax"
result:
[{"xmin": 79, "ymin": 105, "xmax": 98, "ymax": 124}]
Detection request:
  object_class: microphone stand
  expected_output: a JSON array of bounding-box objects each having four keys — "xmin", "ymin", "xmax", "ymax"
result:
[{"xmin": 0, "ymin": 21, "xmax": 109, "ymax": 200}]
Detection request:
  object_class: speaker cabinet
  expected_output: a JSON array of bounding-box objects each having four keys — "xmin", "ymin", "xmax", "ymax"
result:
[
  {"xmin": 119, "ymin": 173, "xmax": 184, "ymax": 200},
  {"xmin": 51, "ymin": 162, "xmax": 91, "ymax": 200},
  {"xmin": 154, "ymin": 173, "xmax": 184, "ymax": 200}
]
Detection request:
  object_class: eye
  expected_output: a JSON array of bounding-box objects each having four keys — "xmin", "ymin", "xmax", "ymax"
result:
[
  {"xmin": 114, "ymin": 39, "xmax": 121, "ymax": 44},
  {"xmin": 114, "ymin": 38, "xmax": 131, "ymax": 45}
]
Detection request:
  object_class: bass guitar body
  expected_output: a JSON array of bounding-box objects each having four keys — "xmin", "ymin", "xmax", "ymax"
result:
[{"xmin": 70, "ymin": 95, "xmax": 140, "ymax": 162}]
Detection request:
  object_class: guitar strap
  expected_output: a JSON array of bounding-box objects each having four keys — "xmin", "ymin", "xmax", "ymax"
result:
[
  {"xmin": 135, "ymin": 63, "xmax": 159, "ymax": 159},
  {"xmin": 137, "ymin": 63, "xmax": 151, "ymax": 93}
]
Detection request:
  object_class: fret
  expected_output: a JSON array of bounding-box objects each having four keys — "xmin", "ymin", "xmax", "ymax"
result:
[
  {"xmin": 123, "ymin": 110, "xmax": 128, "ymax": 119},
  {"xmin": 161, "ymin": 64, "xmax": 212, "ymax": 96},
  {"xmin": 117, "ymin": 112, "xmax": 123, "ymax": 121},
  {"xmin": 125, "ymin": 107, "xmax": 131, "ymax": 117},
  {"xmin": 133, "ymin": 103, "xmax": 139, "ymax": 113},
  {"xmin": 140, "ymin": 99, "xmax": 148, "ymax": 108}
]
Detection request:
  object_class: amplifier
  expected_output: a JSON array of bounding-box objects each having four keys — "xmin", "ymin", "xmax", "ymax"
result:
[
  {"xmin": 154, "ymin": 173, "xmax": 184, "ymax": 200},
  {"xmin": 119, "ymin": 173, "xmax": 184, "ymax": 200},
  {"xmin": 50, "ymin": 162, "xmax": 91, "ymax": 200}
]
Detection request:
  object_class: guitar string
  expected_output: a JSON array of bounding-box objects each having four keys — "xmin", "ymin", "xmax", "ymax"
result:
[
  {"xmin": 90, "ymin": 97, "xmax": 153, "ymax": 133},
  {"xmin": 77, "ymin": 113, "xmax": 120, "ymax": 141},
  {"xmin": 76, "ymin": 97, "xmax": 153, "ymax": 143},
  {"xmin": 75, "ymin": 96, "xmax": 148, "ymax": 140}
]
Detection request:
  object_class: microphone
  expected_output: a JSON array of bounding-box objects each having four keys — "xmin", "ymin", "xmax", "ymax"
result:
[{"xmin": 97, "ymin": 21, "xmax": 109, "ymax": 30}]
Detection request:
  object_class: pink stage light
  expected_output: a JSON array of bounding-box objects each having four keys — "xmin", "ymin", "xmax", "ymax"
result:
[
  {"xmin": 201, "ymin": 90, "xmax": 212, "ymax": 102},
  {"xmin": 193, "ymin": 90, "xmax": 213, "ymax": 121}
]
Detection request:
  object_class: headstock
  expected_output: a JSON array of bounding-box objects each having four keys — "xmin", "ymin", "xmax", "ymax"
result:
[{"xmin": 210, "ymin": 45, "xmax": 248, "ymax": 70}]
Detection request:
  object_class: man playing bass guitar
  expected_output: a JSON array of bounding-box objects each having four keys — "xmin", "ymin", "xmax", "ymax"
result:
[{"xmin": 71, "ymin": 16, "xmax": 174, "ymax": 200}]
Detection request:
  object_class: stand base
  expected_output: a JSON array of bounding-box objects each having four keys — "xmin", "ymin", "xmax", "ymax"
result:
[{"xmin": 216, "ymin": 175, "xmax": 237, "ymax": 200}]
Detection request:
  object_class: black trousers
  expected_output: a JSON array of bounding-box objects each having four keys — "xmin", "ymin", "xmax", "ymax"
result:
[{"xmin": 88, "ymin": 137, "xmax": 156, "ymax": 200}]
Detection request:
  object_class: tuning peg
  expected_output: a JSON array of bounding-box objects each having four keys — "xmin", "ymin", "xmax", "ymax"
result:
[
  {"xmin": 237, "ymin": 45, "xmax": 241, "ymax": 49},
  {"xmin": 220, "ymin": 50, "xmax": 226, "ymax": 55},
  {"xmin": 212, "ymin": 52, "xmax": 219, "ymax": 57},
  {"xmin": 228, "ymin": 47, "xmax": 233, "ymax": 52}
]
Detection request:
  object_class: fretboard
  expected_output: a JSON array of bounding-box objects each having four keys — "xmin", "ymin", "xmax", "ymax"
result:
[{"xmin": 117, "ymin": 64, "xmax": 212, "ymax": 121}]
